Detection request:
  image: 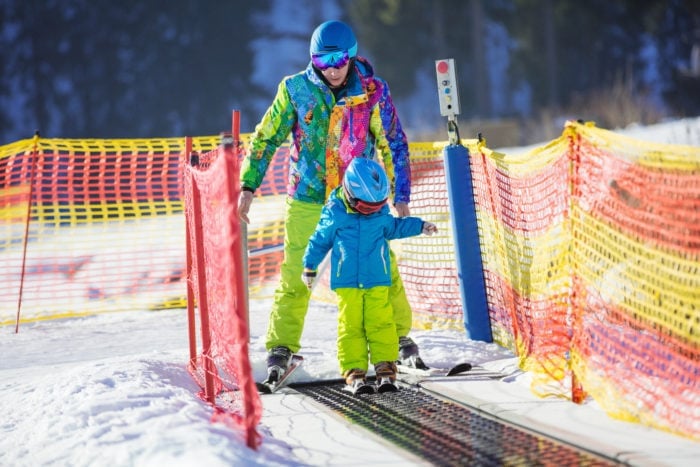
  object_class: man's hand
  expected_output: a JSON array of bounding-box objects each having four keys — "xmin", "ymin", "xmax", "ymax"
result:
[
  {"xmin": 301, "ymin": 268, "xmax": 317, "ymax": 289},
  {"xmin": 237, "ymin": 190, "xmax": 254, "ymax": 224},
  {"xmin": 422, "ymin": 222, "xmax": 438, "ymax": 236},
  {"xmin": 394, "ymin": 202, "xmax": 410, "ymax": 218}
]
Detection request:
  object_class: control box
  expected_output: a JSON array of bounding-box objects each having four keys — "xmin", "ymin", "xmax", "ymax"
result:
[{"xmin": 435, "ymin": 59, "xmax": 460, "ymax": 119}]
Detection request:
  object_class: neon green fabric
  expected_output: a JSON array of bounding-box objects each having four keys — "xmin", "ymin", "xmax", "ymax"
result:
[
  {"xmin": 265, "ymin": 198, "xmax": 322, "ymax": 353},
  {"xmin": 388, "ymin": 248, "xmax": 412, "ymax": 338},
  {"xmin": 336, "ymin": 286, "xmax": 398, "ymax": 374}
]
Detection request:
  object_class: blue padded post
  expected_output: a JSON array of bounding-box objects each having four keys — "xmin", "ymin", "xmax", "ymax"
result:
[{"xmin": 443, "ymin": 143, "xmax": 493, "ymax": 342}]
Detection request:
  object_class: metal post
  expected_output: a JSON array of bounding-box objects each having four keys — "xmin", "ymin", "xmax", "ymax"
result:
[{"xmin": 231, "ymin": 110, "xmax": 250, "ymax": 341}]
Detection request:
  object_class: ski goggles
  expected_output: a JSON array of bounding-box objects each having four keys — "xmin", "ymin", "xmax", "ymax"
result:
[
  {"xmin": 311, "ymin": 50, "xmax": 351, "ymax": 70},
  {"xmin": 348, "ymin": 197, "xmax": 386, "ymax": 215}
]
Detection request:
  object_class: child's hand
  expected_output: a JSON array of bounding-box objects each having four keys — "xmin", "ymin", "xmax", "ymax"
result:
[
  {"xmin": 301, "ymin": 268, "xmax": 317, "ymax": 289},
  {"xmin": 422, "ymin": 222, "xmax": 438, "ymax": 236}
]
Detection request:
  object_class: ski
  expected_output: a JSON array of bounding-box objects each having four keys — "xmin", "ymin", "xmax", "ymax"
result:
[
  {"xmin": 344, "ymin": 379, "xmax": 376, "ymax": 395},
  {"xmin": 397, "ymin": 361, "xmax": 473, "ymax": 378},
  {"xmin": 396, "ymin": 362, "xmax": 521, "ymax": 384},
  {"xmin": 376, "ymin": 377, "xmax": 398, "ymax": 393},
  {"xmin": 256, "ymin": 355, "xmax": 304, "ymax": 394},
  {"xmin": 398, "ymin": 355, "xmax": 430, "ymax": 371}
]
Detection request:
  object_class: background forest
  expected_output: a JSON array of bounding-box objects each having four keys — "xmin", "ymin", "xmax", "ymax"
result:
[{"xmin": 1, "ymin": 0, "xmax": 699, "ymax": 147}]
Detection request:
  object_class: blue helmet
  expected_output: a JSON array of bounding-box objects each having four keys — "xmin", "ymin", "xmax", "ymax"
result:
[
  {"xmin": 309, "ymin": 20, "xmax": 358, "ymax": 58},
  {"xmin": 342, "ymin": 158, "xmax": 389, "ymax": 214}
]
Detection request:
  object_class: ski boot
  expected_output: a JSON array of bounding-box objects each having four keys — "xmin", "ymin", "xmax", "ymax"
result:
[
  {"xmin": 374, "ymin": 361, "xmax": 398, "ymax": 393},
  {"xmin": 398, "ymin": 336, "xmax": 429, "ymax": 370},
  {"xmin": 344, "ymin": 368, "xmax": 375, "ymax": 395},
  {"xmin": 264, "ymin": 346, "xmax": 292, "ymax": 385}
]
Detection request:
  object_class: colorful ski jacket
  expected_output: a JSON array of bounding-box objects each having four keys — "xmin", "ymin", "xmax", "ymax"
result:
[
  {"xmin": 303, "ymin": 187, "xmax": 424, "ymax": 290},
  {"xmin": 240, "ymin": 57, "xmax": 411, "ymax": 205}
]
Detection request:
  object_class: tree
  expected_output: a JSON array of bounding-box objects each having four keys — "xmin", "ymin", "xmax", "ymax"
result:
[
  {"xmin": 0, "ymin": 0, "xmax": 268, "ymax": 143},
  {"xmin": 346, "ymin": 0, "xmax": 486, "ymax": 118}
]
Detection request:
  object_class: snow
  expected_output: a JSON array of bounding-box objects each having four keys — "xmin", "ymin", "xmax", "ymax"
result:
[
  {"xmin": 2, "ymin": 119, "xmax": 700, "ymax": 466},
  {"xmin": 495, "ymin": 116, "xmax": 700, "ymax": 155}
]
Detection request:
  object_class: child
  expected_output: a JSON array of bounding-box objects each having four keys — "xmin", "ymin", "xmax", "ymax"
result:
[{"xmin": 301, "ymin": 158, "xmax": 437, "ymax": 394}]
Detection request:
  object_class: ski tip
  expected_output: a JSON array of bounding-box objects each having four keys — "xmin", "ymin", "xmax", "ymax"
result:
[
  {"xmin": 414, "ymin": 358, "xmax": 430, "ymax": 371},
  {"xmin": 377, "ymin": 384, "xmax": 398, "ymax": 394},
  {"xmin": 446, "ymin": 362, "xmax": 473, "ymax": 376},
  {"xmin": 291, "ymin": 355, "xmax": 304, "ymax": 363}
]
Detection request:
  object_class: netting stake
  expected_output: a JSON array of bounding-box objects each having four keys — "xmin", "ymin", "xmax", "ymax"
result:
[{"xmin": 15, "ymin": 131, "xmax": 41, "ymax": 333}]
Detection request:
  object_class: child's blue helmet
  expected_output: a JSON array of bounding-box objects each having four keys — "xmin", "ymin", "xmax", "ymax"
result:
[
  {"xmin": 309, "ymin": 20, "xmax": 358, "ymax": 58},
  {"xmin": 342, "ymin": 158, "xmax": 389, "ymax": 215}
]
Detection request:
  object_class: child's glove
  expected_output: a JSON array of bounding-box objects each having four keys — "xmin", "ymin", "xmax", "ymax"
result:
[
  {"xmin": 422, "ymin": 222, "xmax": 438, "ymax": 236},
  {"xmin": 301, "ymin": 268, "xmax": 317, "ymax": 289}
]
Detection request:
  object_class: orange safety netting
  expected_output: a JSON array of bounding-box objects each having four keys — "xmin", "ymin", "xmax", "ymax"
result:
[
  {"xmin": 568, "ymin": 123, "xmax": 699, "ymax": 440},
  {"xmin": 183, "ymin": 139, "xmax": 261, "ymax": 449},
  {"xmin": 1, "ymin": 135, "xmax": 217, "ymax": 324},
  {"xmin": 471, "ymin": 121, "xmax": 699, "ymax": 440},
  {"xmin": 2, "ymin": 120, "xmax": 698, "ymax": 440}
]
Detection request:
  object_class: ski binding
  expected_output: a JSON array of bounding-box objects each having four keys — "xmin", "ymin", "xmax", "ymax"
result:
[
  {"xmin": 376, "ymin": 377, "xmax": 398, "ymax": 393},
  {"xmin": 344, "ymin": 379, "xmax": 376, "ymax": 395},
  {"xmin": 256, "ymin": 355, "xmax": 304, "ymax": 394}
]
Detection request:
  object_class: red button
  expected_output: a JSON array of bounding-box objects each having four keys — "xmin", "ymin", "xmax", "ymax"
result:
[{"xmin": 437, "ymin": 61, "xmax": 449, "ymax": 74}]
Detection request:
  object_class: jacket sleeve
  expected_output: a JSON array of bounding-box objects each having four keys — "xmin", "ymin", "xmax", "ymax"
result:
[
  {"xmin": 303, "ymin": 203, "xmax": 337, "ymax": 270},
  {"xmin": 369, "ymin": 79, "xmax": 411, "ymax": 205},
  {"xmin": 384, "ymin": 215, "xmax": 424, "ymax": 241},
  {"xmin": 240, "ymin": 79, "xmax": 296, "ymax": 192}
]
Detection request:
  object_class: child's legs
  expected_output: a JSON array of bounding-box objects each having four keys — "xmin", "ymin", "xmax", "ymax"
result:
[
  {"xmin": 336, "ymin": 288, "xmax": 368, "ymax": 374},
  {"xmin": 364, "ymin": 286, "xmax": 399, "ymax": 365}
]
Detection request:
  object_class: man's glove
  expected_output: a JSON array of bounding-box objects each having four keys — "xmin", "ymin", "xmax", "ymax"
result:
[
  {"xmin": 302, "ymin": 268, "xmax": 317, "ymax": 289},
  {"xmin": 422, "ymin": 222, "xmax": 438, "ymax": 236}
]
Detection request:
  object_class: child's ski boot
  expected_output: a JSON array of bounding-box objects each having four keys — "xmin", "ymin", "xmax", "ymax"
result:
[
  {"xmin": 343, "ymin": 368, "xmax": 375, "ymax": 395},
  {"xmin": 375, "ymin": 361, "xmax": 398, "ymax": 393}
]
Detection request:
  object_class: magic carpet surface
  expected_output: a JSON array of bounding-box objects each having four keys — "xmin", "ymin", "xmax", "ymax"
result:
[{"xmin": 293, "ymin": 382, "xmax": 622, "ymax": 466}]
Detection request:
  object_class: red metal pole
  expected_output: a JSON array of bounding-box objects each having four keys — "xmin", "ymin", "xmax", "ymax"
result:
[
  {"xmin": 229, "ymin": 109, "xmax": 260, "ymax": 449},
  {"xmin": 572, "ymin": 370, "xmax": 586, "ymax": 404},
  {"xmin": 231, "ymin": 109, "xmax": 250, "ymax": 339},
  {"xmin": 184, "ymin": 136, "xmax": 198, "ymax": 368},
  {"xmin": 15, "ymin": 131, "xmax": 41, "ymax": 333},
  {"xmin": 232, "ymin": 109, "xmax": 240, "ymax": 143}
]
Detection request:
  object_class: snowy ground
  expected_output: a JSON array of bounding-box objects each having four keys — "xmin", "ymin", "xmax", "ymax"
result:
[
  {"xmin": 0, "ymin": 301, "xmax": 503, "ymax": 467},
  {"xmin": 2, "ymin": 117, "xmax": 700, "ymax": 466},
  {"xmin": 2, "ymin": 299, "xmax": 700, "ymax": 466}
]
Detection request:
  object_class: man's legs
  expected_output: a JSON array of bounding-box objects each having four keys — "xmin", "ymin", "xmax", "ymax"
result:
[
  {"xmin": 388, "ymin": 248, "xmax": 425, "ymax": 367},
  {"xmin": 265, "ymin": 198, "xmax": 322, "ymax": 359},
  {"xmin": 388, "ymin": 248, "xmax": 412, "ymax": 337}
]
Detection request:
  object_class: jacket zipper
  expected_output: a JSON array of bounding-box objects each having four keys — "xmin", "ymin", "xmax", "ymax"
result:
[{"xmin": 380, "ymin": 243, "xmax": 388, "ymax": 274}]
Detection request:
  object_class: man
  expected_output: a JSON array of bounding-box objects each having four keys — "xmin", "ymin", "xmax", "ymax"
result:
[{"xmin": 237, "ymin": 20, "xmax": 424, "ymax": 384}]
